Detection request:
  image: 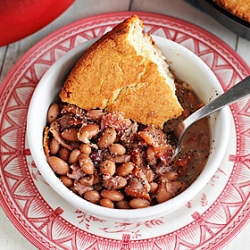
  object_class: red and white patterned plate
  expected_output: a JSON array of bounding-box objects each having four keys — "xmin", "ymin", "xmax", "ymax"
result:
[{"xmin": 0, "ymin": 12, "xmax": 249, "ymax": 250}]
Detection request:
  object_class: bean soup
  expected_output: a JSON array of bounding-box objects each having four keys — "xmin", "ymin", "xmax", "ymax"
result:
[{"xmin": 43, "ymin": 81, "xmax": 210, "ymax": 209}]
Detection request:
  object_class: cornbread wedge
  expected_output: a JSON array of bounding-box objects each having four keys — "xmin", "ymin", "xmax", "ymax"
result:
[{"xmin": 59, "ymin": 15, "xmax": 183, "ymax": 127}]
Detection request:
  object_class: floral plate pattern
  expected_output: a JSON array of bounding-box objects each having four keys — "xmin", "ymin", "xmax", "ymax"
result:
[{"xmin": 0, "ymin": 11, "xmax": 250, "ymax": 250}]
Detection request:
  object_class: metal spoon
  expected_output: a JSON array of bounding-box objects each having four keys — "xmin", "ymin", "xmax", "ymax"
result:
[{"xmin": 172, "ymin": 75, "xmax": 250, "ymax": 159}]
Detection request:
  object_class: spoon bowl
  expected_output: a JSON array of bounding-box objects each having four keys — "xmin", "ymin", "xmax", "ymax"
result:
[{"xmin": 172, "ymin": 75, "xmax": 250, "ymax": 159}]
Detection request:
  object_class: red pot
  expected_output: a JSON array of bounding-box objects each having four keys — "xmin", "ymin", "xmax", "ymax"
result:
[{"xmin": 0, "ymin": 0, "xmax": 75, "ymax": 46}]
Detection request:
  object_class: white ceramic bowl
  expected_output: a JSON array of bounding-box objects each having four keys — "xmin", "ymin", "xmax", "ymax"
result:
[{"xmin": 27, "ymin": 36, "xmax": 230, "ymax": 222}]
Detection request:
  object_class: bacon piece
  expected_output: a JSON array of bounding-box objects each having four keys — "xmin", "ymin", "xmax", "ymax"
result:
[
  {"xmin": 74, "ymin": 182, "xmax": 93, "ymax": 196},
  {"xmin": 61, "ymin": 103, "xmax": 85, "ymax": 118},
  {"xmin": 43, "ymin": 126, "xmax": 50, "ymax": 158},
  {"xmin": 120, "ymin": 122, "xmax": 138, "ymax": 143},
  {"xmin": 102, "ymin": 176, "xmax": 127, "ymax": 189},
  {"xmin": 125, "ymin": 177, "xmax": 151, "ymax": 201},
  {"xmin": 67, "ymin": 164, "xmax": 85, "ymax": 180},
  {"xmin": 139, "ymin": 125, "xmax": 173, "ymax": 165},
  {"xmin": 100, "ymin": 111, "xmax": 131, "ymax": 134},
  {"xmin": 49, "ymin": 119, "xmax": 73, "ymax": 151}
]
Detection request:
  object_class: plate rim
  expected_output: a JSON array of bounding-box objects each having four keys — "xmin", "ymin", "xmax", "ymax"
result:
[{"xmin": 0, "ymin": 11, "xmax": 250, "ymax": 250}]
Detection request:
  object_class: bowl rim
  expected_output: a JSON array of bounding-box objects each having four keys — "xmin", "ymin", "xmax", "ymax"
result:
[{"xmin": 27, "ymin": 35, "xmax": 231, "ymax": 221}]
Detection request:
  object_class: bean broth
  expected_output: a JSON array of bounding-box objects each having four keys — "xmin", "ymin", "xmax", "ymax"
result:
[{"xmin": 43, "ymin": 81, "xmax": 210, "ymax": 209}]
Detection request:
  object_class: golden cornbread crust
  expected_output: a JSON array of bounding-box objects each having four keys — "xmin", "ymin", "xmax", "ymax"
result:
[
  {"xmin": 59, "ymin": 15, "xmax": 183, "ymax": 127},
  {"xmin": 213, "ymin": 0, "xmax": 250, "ymax": 22}
]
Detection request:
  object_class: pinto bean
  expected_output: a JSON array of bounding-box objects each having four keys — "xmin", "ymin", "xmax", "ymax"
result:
[
  {"xmin": 100, "ymin": 189, "xmax": 124, "ymax": 201},
  {"xmin": 60, "ymin": 175, "xmax": 73, "ymax": 187},
  {"xmin": 109, "ymin": 143, "xmax": 126, "ymax": 155},
  {"xmin": 48, "ymin": 156, "xmax": 70, "ymax": 175},
  {"xmin": 149, "ymin": 182, "xmax": 158, "ymax": 194},
  {"xmin": 100, "ymin": 160, "xmax": 116, "ymax": 176},
  {"xmin": 47, "ymin": 103, "xmax": 60, "ymax": 124},
  {"xmin": 79, "ymin": 143, "xmax": 91, "ymax": 155},
  {"xmin": 50, "ymin": 137, "xmax": 60, "ymax": 155},
  {"xmin": 61, "ymin": 128, "xmax": 78, "ymax": 141},
  {"xmin": 97, "ymin": 128, "xmax": 116, "ymax": 149},
  {"xmin": 100, "ymin": 198, "xmax": 114, "ymax": 208},
  {"xmin": 116, "ymin": 162, "xmax": 134, "ymax": 176},
  {"xmin": 79, "ymin": 154, "xmax": 94, "ymax": 174},
  {"xmin": 78, "ymin": 123, "xmax": 99, "ymax": 143},
  {"xmin": 69, "ymin": 141, "xmax": 81, "ymax": 149},
  {"xmin": 129, "ymin": 198, "xmax": 150, "ymax": 209},
  {"xmin": 69, "ymin": 149, "xmax": 81, "ymax": 164},
  {"xmin": 116, "ymin": 200, "xmax": 131, "ymax": 209},
  {"xmin": 58, "ymin": 147, "xmax": 70, "ymax": 162},
  {"xmin": 84, "ymin": 190, "xmax": 101, "ymax": 204},
  {"xmin": 156, "ymin": 181, "xmax": 173, "ymax": 203}
]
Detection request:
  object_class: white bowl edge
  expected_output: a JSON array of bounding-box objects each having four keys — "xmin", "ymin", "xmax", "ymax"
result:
[{"xmin": 27, "ymin": 36, "xmax": 231, "ymax": 222}]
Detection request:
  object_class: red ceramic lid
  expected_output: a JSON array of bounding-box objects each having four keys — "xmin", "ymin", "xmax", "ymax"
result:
[{"xmin": 0, "ymin": 0, "xmax": 74, "ymax": 46}]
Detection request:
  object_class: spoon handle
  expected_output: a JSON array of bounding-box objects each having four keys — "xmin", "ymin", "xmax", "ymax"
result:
[{"xmin": 181, "ymin": 75, "xmax": 250, "ymax": 130}]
